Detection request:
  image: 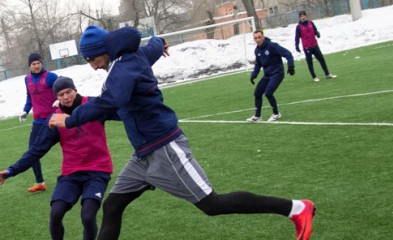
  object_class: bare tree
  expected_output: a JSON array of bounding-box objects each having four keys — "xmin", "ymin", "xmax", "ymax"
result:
[
  {"xmin": 256, "ymin": 0, "xmax": 267, "ymax": 9},
  {"xmin": 242, "ymin": 0, "xmax": 262, "ymax": 30},
  {"xmin": 0, "ymin": 0, "xmax": 81, "ymax": 74},
  {"xmin": 79, "ymin": 11, "xmax": 116, "ymax": 31},
  {"xmin": 119, "ymin": 0, "xmax": 194, "ymax": 34}
]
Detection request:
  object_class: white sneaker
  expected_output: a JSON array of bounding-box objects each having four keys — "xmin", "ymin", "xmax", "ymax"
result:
[
  {"xmin": 246, "ymin": 115, "xmax": 261, "ymax": 122},
  {"xmin": 326, "ymin": 74, "xmax": 337, "ymax": 79},
  {"xmin": 313, "ymin": 77, "xmax": 320, "ymax": 82},
  {"xmin": 267, "ymin": 113, "xmax": 281, "ymax": 122}
]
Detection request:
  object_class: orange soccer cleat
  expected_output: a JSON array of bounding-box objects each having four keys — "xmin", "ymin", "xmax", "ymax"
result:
[{"xmin": 27, "ymin": 183, "xmax": 47, "ymax": 192}]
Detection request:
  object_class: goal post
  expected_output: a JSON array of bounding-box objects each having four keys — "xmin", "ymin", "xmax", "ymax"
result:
[
  {"xmin": 142, "ymin": 17, "xmax": 256, "ymax": 78},
  {"xmin": 143, "ymin": 17, "xmax": 256, "ymax": 43},
  {"xmin": 350, "ymin": 0, "xmax": 362, "ymax": 21}
]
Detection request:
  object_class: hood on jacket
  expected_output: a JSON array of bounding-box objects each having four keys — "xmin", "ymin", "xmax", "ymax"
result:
[{"xmin": 104, "ymin": 27, "xmax": 142, "ymax": 61}]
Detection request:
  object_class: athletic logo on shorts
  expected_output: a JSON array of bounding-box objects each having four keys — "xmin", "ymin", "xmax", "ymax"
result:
[{"xmin": 95, "ymin": 192, "xmax": 102, "ymax": 198}]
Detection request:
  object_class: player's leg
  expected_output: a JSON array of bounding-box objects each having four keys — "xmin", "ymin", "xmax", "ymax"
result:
[
  {"xmin": 50, "ymin": 174, "xmax": 81, "ymax": 240},
  {"xmin": 313, "ymin": 47, "xmax": 330, "ymax": 76},
  {"xmin": 80, "ymin": 172, "xmax": 111, "ymax": 240},
  {"xmin": 149, "ymin": 135, "xmax": 316, "ymax": 239},
  {"xmin": 98, "ymin": 190, "xmax": 149, "ymax": 240},
  {"xmin": 81, "ymin": 199, "xmax": 100, "ymax": 240},
  {"xmin": 196, "ymin": 192, "xmax": 315, "ymax": 240},
  {"xmin": 247, "ymin": 77, "xmax": 269, "ymax": 122},
  {"xmin": 195, "ymin": 191, "xmax": 291, "ymax": 216},
  {"xmin": 98, "ymin": 157, "xmax": 152, "ymax": 240},
  {"xmin": 50, "ymin": 200, "xmax": 71, "ymax": 240},
  {"xmin": 305, "ymin": 49, "xmax": 317, "ymax": 80},
  {"xmin": 28, "ymin": 122, "xmax": 46, "ymax": 192},
  {"xmin": 264, "ymin": 74, "xmax": 284, "ymax": 121}
]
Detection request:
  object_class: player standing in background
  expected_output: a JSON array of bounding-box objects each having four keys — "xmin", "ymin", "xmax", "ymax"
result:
[
  {"xmin": 20, "ymin": 53, "xmax": 58, "ymax": 192},
  {"xmin": 247, "ymin": 30, "xmax": 295, "ymax": 123},
  {"xmin": 295, "ymin": 10, "xmax": 337, "ymax": 82}
]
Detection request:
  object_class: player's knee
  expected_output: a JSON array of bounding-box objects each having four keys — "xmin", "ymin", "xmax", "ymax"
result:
[
  {"xmin": 195, "ymin": 193, "xmax": 221, "ymax": 216},
  {"xmin": 265, "ymin": 92, "xmax": 273, "ymax": 99},
  {"xmin": 254, "ymin": 92, "xmax": 262, "ymax": 99},
  {"xmin": 81, "ymin": 212, "xmax": 96, "ymax": 227},
  {"xmin": 50, "ymin": 201, "xmax": 68, "ymax": 223}
]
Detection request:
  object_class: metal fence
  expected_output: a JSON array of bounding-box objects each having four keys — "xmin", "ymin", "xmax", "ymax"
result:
[{"xmin": 260, "ymin": 0, "xmax": 391, "ymax": 29}]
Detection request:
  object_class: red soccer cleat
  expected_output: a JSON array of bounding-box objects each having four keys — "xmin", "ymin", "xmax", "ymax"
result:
[{"xmin": 291, "ymin": 199, "xmax": 316, "ymax": 240}]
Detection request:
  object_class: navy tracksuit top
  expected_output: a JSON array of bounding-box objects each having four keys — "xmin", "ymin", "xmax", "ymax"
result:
[
  {"xmin": 65, "ymin": 27, "xmax": 182, "ymax": 157},
  {"xmin": 251, "ymin": 37, "xmax": 294, "ymax": 79}
]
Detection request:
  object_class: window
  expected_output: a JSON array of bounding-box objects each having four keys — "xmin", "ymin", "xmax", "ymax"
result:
[{"xmin": 269, "ymin": 6, "xmax": 279, "ymax": 15}]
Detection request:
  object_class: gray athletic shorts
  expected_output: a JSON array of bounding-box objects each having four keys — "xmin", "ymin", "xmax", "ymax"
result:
[{"xmin": 110, "ymin": 135, "xmax": 213, "ymax": 203}]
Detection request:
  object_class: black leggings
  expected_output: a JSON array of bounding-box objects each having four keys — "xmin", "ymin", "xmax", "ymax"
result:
[
  {"xmin": 98, "ymin": 188, "xmax": 149, "ymax": 240},
  {"xmin": 305, "ymin": 46, "xmax": 330, "ymax": 78},
  {"xmin": 50, "ymin": 199, "xmax": 100, "ymax": 240},
  {"xmin": 97, "ymin": 190, "xmax": 292, "ymax": 240},
  {"xmin": 195, "ymin": 191, "xmax": 292, "ymax": 216}
]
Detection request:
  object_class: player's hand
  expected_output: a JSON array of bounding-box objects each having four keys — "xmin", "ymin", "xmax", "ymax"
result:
[
  {"xmin": 163, "ymin": 39, "xmax": 169, "ymax": 57},
  {"xmin": 48, "ymin": 113, "xmax": 69, "ymax": 129},
  {"xmin": 316, "ymin": 31, "xmax": 320, "ymax": 38},
  {"xmin": 19, "ymin": 112, "xmax": 28, "ymax": 122},
  {"xmin": 250, "ymin": 77, "xmax": 255, "ymax": 85},
  {"xmin": 0, "ymin": 170, "xmax": 9, "ymax": 185},
  {"xmin": 296, "ymin": 47, "xmax": 301, "ymax": 53},
  {"xmin": 287, "ymin": 66, "xmax": 295, "ymax": 76}
]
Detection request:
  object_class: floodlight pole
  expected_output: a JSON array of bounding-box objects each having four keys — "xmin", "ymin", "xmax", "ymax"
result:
[{"xmin": 350, "ymin": 0, "xmax": 362, "ymax": 21}]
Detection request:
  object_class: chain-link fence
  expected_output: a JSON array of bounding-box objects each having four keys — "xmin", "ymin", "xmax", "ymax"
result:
[{"xmin": 260, "ymin": 0, "xmax": 391, "ymax": 29}]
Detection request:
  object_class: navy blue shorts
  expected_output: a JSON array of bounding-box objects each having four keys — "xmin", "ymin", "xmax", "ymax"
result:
[{"xmin": 51, "ymin": 171, "xmax": 111, "ymax": 207}]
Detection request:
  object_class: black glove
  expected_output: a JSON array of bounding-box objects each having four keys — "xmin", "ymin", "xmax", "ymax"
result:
[
  {"xmin": 296, "ymin": 47, "xmax": 301, "ymax": 53},
  {"xmin": 250, "ymin": 77, "xmax": 255, "ymax": 85},
  {"xmin": 287, "ymin": 66, "xmax": 295, "ymax": 76},
  {"xmin": 19, "ymin": 112, "xmax": 28, "ymax": 122},
  {"xmin": 316, "ymin": 31, "xmax": 320, "ymax": 38}
]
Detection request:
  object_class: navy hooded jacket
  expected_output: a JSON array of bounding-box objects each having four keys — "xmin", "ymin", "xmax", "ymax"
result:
[
  {"xmin": 251, "ymin": 37, "xmax": 294, "ymax": 80},
  {"xmin": 65, "ymin": 27, "xmax": 182, "ymax": 157}
]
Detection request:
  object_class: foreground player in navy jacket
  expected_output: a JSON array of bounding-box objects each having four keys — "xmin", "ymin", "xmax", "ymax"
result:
[{"xmin": 49, "ymin": 25, "xmax": 316, "ymax": 240}]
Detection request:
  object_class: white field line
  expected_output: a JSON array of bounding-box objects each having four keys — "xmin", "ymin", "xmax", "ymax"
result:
[
  {"xmin": 159, "ymin": 70, "xmax": 247, "ymax": 89},
  {"xmin": 0, "ymin": 124, "xmax": 30, "ymax": 133},
  {"xmin": 179, "ymin": 119, "xmax": 393, "ymax": 127},
  {"xmin": 181, "ymin": 89, "xmax": 393, "ymax": 120}
]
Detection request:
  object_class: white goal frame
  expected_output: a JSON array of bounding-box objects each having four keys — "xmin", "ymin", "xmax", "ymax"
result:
[{"xmin": 142, "ymin": 17, "xmax": 256, "ymax": 71}]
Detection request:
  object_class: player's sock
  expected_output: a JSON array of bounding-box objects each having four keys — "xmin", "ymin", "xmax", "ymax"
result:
[{"xmin": 288, "ymin": 200, "xmax": 305, "ymax": 218}]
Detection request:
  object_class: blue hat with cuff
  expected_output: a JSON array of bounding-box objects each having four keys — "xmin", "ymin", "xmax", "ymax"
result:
[{"xmin": 80, "ymin": 25, "xmax": 108, "ymax": 60}]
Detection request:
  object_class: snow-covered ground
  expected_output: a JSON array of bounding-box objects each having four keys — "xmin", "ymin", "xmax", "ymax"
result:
[{"xmin": 1, "ymin": 6, "xmax": 392, "ymax": 119}]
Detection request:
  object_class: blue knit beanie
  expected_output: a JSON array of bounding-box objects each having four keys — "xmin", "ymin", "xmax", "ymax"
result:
[
  {"xmin": 53, "ymin": 76, "xmax": 77, "ymax": 96},
  {"xmin": 80, "ymin": 25, "xmax": 108, "ymax": 60},
  {"xmin": 28, "ymin": 53, "xmax": 42, "ymax": 66}
]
